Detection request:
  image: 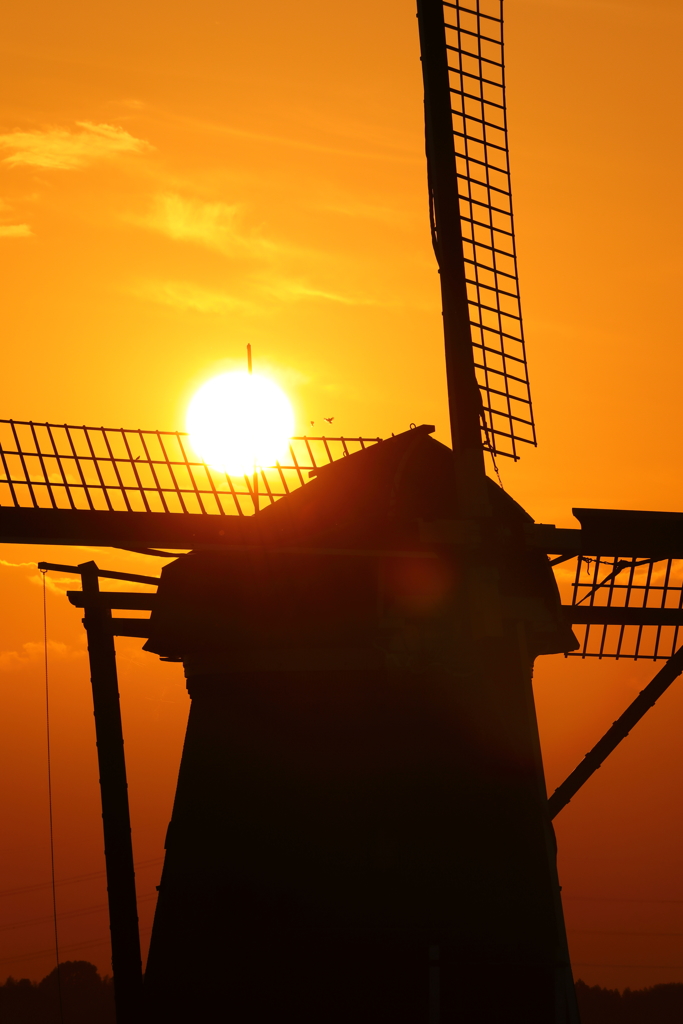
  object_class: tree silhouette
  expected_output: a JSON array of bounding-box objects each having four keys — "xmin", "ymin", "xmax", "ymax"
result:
[
  {"xmin": 1, "ymin": 961, "xmax": 114, "ymax": 1024},
  {"xmin": 4, "ymin": 966, "xmax": 683, "ymax": 1022},
  {"xmin": 576, "ymin": 979, "xmax": 683, "ymax": 1024}
]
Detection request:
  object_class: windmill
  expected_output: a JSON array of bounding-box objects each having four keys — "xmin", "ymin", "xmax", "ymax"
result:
[{"xmin": 4, "ymin": 1, "xmax": 683, "ymax": 1022}]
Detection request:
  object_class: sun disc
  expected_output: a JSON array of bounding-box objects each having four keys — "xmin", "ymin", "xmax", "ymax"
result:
[{"xmin": 187, "ymin": 371, "xmax": 294, "ymax": 476}]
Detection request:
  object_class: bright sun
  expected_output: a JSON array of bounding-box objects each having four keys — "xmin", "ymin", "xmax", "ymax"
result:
[{"xmin": 187, "ymin": 371, "xmax": 295, "ymax": 476}]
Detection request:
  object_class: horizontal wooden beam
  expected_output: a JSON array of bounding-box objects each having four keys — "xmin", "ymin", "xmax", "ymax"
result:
[
  {"xmin": 0, "ymin": 505, "xmax": 250, "ymax": 549},
  {"xmin": 564, "ymin": 606, "xmax": 683, "ymax": 626},
  {"xmin": 5, "ymin": 504, "xmax": 683, "ymax": 560},
  {"xmin": 67, "ymin": 591, "xmax": 157, "ymax": 610},
  {"xmin": 110, "ymin": 618, "xmax": 152, "ymax": 638}
]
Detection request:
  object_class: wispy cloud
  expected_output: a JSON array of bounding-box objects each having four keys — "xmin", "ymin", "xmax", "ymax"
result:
[
  {"xmin": 0, "ymin": 122, "xmax": 150, "ymax": 170},
  {"xmin": 265, "ymin": 277, "xmax": 376, "ymax": 306},
  {"xmin": 0, "ymin": 559, "xmax": 84, "ymax": 595},
  {"xmin": 318, "ymin": 200, "xmax": 413, "ymax": 228},
  {"xmin": 135, "ymin": 280, "xmax": 255, "ymax": 314},
  {"xmin": 0, "ymin": 640, "xmax": 84, "ymax": 672},
  {"xmin": 182, "ymin": 114, "xmax": 418, "ymax": 166},
  {"xmin": 137, "ymin": 276, "xmax": 374, "ymax": 314},
  {"xmin": 134, "ymin": 194, "xmax": 377, "ymax": 311},
  {"xmin": 0, "ymin": 224, "xmax": 32, "ymax": 237},
  {"xmin": 29, "ymin": 573, "xmax": 81, "ymax": 595},
  {"xmin": 0, "ymin": 199, "xmax": 32, "ymax": 237},
  {"xmin": 139, "ymin": 193, "xmax": 277, "ymax": 257}
]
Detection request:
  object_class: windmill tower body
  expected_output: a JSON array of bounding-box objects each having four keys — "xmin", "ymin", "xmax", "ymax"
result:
[{"xmin": 141, "ymin": 427, "xmax": 578, "ymax": 1022}]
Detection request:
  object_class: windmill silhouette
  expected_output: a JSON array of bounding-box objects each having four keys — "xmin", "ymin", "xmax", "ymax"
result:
[{"xmin": 4, "ymin": 2, "xmax": 683, "ymax": 1022}]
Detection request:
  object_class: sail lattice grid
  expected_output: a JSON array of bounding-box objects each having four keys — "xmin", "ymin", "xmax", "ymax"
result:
[
  {"xmin": 557, "ymin": 555, "xmax": 683, "ymax": 660},
  {"xmin": 443, "ymin": 0, "xmax": 535, "ymax": 459},
  {"xmin": 0, "ymin": 420, "xmax": 382, "ymax": 518}
]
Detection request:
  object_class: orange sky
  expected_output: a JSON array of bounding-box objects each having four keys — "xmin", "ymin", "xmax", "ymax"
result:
[{"xmin": 1, "ymin": 0, "xmax": 683, "ymax": 992}]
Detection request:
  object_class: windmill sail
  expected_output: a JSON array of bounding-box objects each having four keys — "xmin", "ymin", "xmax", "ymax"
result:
[
  {"xmin": 418, "ymin": 0, "xmax": 535, "ymax": 461},
  {"xmin": 0, "ymin": 418, "xmax": 382, "ymax": 547}
]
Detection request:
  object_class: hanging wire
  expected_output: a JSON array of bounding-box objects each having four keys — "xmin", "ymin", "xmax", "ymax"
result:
[
  {"xmin": 41, "ymin": 569, "xmax": 64, "ymax": 1024},
  {"xmin": 480, "ymin": 413, "xmax": 504, "ymax": 489}
]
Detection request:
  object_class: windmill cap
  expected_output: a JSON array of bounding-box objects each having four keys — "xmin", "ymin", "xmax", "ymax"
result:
[{"xmin": 308, "ymin": 424, "xmax": 436, "ymax": 478}]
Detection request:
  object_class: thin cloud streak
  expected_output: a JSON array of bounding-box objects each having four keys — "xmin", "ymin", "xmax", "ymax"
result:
[
  {"xmin": 178, "ymin": 115, "xmax": 421, "ymax": 166},
  {"xmin": 265, "ymin": 278, "xmax": 376, "ymax": 305},
  {"xmin": 0, "ymin": 122, "xmax": 150, "ymax": 170},
  {"xmin": 318, "ymin": 200, "xmax": 415, "ymax": 228},
  {"xmin": 136, "ymin": 277, "xmax": 376, "ymax": 314},
  {"xmin": 0, "ymin": 224, "xmax": 32, "ymax": 237},
  {"xmin": 135, "ymin": 280, "xmax": 256, "ymax": 314}
]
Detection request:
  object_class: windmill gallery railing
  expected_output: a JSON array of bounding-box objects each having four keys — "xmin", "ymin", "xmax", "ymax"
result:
[{"xmin": 0, "ymin": 419, "xmax": 382, "ymax": 518}]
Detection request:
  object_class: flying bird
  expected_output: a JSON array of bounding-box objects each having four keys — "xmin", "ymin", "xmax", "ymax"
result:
[{"xmin": 324, "ymin": 416, "xmax": 334, "ymax": 424}]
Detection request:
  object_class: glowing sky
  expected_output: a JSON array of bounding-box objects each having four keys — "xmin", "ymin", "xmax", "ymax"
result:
[{"xmin": 1, "ymin": 0, "xmax": 683, "ymax": 992}]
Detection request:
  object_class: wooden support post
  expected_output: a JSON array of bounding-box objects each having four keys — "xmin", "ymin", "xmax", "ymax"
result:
[{"xmin": 79, "ymin": 560, "xmax": 142, "ymax": 1023}]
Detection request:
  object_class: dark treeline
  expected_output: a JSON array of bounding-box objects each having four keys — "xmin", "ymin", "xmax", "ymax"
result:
[
  {"xmin": 0, "ymin": 961, "xmax": 114, "ymax": 1024},
  {"xmin": 576, "ymin": 980, "xmax": 683, "ymax": 1023},
  {"xmin": 2, "ymin": 965, "xmax": 683, "ymax": 1022}
]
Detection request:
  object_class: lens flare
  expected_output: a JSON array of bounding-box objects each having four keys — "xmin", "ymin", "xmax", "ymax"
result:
[{"xmin": 187, "ymin": 371, "xmax": 294, "ymax": 476}]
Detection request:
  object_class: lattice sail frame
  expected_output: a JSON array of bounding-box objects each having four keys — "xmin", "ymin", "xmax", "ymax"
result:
[
  {"xmin": 443, "ymin": 0, "xmax": 535, "ymax": 459},
  {"xmin": 557, "ymin": 555, "xmax": 683, "ymax": 660},
  {"xmin": 0, "ymin": 420, "xmax": 382, "ymax": 518}
]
